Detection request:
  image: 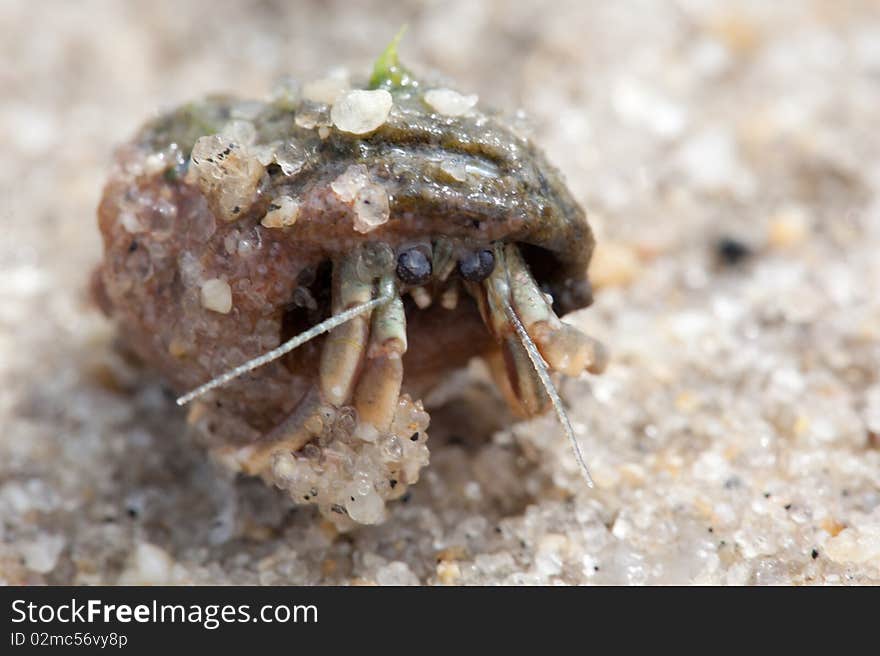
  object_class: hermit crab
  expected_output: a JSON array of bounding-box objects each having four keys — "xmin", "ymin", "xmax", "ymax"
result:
[{"xmin": 93, "ymin": 39, "xmax": 607, "ymax": 527}]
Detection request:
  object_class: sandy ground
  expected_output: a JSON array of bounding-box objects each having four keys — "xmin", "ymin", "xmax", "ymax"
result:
[{"xmin": 2, "ymin": 0, "xmax": 879, "ymax": 584}]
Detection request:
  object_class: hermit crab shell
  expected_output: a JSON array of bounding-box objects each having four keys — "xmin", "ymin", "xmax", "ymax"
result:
[{"xmin": 93, "ymin": 68, "xmax": 601, "ymax": 527}]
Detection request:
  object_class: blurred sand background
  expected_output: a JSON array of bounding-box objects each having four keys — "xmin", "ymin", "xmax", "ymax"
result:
[{"xmin": 1, "ymin": 0, "xmax": 879, "ymax": 584}]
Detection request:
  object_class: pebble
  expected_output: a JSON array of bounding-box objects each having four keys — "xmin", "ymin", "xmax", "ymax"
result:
[
  {"xmin": 20, "ymin": 534, "xmax": 65, "ymax": 574},
  {"xmin": 375, "ymin": 561, "xmax": 420, "ymax": 586},
  {"xmin": 261, "ymin": 195, "xmax": 301, "ymax": 228},
  {"xmin": 200, "ymin": 279, "xmax": 233, "ymax": 314},
  {"xmin": 303, "ymin": 70, "xmax": 350, "ymax": 104},
  {"xmin": 119, "ymin": 543, "xmax": 175, "ymax": 585},
  {"xmin": 331, "ymin": 164, "xmax": 391, "ymax": 233},
  {"xmin": 767, "ymin": 206, "xmax": 809, "ymax": 249},
  {"xmin": 824, "ymin": 524, "xmax": 880, "ymax": 566},
  {"xmin": 189, "ymin": 135, "xmax": 264, "ymax": 220},
  {"xmin": 331, "ymin": 89, "xmax": 393, "ymax": 135},
  {"xmin": 436, "ymin": 560, "xmax": 462, "ymax": 584},
  {"xmin": 424, "ymin": 88, "xmax": 478, "ymax": 116},
  {"xmin": 331, "ymin": 164, "xmax": 370, "ymax": 202},
  {"xmin": 352, "ymin": 183, "xmax": 390, "ymax": 233}
]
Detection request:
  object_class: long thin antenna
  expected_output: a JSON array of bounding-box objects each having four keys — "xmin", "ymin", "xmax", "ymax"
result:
[
  {"xmin": 504, "ymin": 301, "xmax": 595, "ymax": 487},
  {"xmin": 176, "ymin": 291, "xmax": 394, "ymax": 406}
]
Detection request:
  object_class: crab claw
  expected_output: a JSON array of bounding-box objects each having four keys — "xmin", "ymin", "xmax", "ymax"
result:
[
  {"xmin": 501, "ymin": 334, "xmax": 550, "ymax": 415},
  {"xmin": 230, "ymin": 386, "xmax": 328, "ymax": 475},
  {"xmin": 354, "ymin": 274, "xmax": 407, "ymax": 433},
  {"xmin": 504, "ymin": 244, "xmax": 607, "ymax": 378},
  {"xmin": 469, "ymin": 243, "xmax": 607, "ymax": 415},
  {"xmin": 319, "ymin": 252, "xmax": 374, "ymax": 405},
  {"xmin": 471, "ymin": 243, "xmax": 601, "ymax": 485},
  {"xmin": 531, "ymin": 322, "xmax": 608, "ymax": 376}
]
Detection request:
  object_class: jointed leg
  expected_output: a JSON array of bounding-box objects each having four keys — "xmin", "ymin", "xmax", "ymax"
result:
[
  {"xmin": 319, "ymin": 252, "xmax": 375, "ymax": 405},
  {"xmin": 504, "ymin": 245, "xmax": 607, "ymax": 376},
  {"xmin": 468, "ymin": 243, "xmax": 607, "ymax": 485},
  {"xmin": 354, "ymin": 274, "xmax": 407, "ymax": 435}
]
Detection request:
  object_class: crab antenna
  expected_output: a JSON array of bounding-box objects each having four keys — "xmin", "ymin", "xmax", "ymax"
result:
[
  {"xmin": 176, "ymin": 291, "xmax": 395, "ymax": 407},
  {"xmin": 504, "ymin": 300, "xmax": 595, "ymax": 488}
]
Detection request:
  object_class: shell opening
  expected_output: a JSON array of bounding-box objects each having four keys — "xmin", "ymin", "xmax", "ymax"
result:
[{"xmin": 175, "ymin": 289, "xmax": 395, "ymax": 406}]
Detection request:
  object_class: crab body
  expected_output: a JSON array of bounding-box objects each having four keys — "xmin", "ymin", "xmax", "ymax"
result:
[{"xmin": 94, "ymin": 64, "xmax": 604, "ymax": 527}]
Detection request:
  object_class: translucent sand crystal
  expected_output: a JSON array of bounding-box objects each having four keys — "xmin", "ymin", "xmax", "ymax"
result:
[
  {"xmin": 266, "ymin": 396, "xmax": 430, "ymax": 528},
  {"xmin": 424, "ymin": 88, "xmax": 478, "ymax": 116},
  {"xmin": 199, "ymin": 279, "xmax": 233, "ymax": 314},
  {"xmin": 261, "ymin": 196, "xmax": 302, "ymax": 228},
  {"xmin": 331, "ymin": 89, "xmax": 393, "ymax": 135},
  {"xmin": 303, "ymin": 69, "xmax": 350, "ymax": 104},
  {"xmin": 188, "ymin": 135, "xmax": 265, "ymax": 220},
  {"xmin": 331, "ymin": 164, "xmax": 390, "ymax": 233}
]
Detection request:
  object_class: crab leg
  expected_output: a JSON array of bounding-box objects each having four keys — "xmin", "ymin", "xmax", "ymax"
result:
[
  {"xmin": 504, "ymin": 244, "xmax": 607, "ymax": 376},
  {"xmin": 465, "ymin": 251, "xmax": 538, "ymax": 414},
  {"xmin": 234, "ymin": 386, "xmax": 327, "ymax": 475},
  {"xmin": 354, "ymin": 274, "xmax": 407, "ymax": 433},
  {"xmin": 478, "ymin": 259, "xmax": 549, "ymax": 415},
  {"xmin": 484, "ymin": 347, "xmax": 529, "ymax": 417},
  {"xmin": 319, "ymin": 252, "xmax": 375, "ymax": 405},
  {"xmin": 480, "ymin": 244, "xmax": 595, "ymax": 486},
  {"xmin": 501, "ymin": 335, "xmax": 550, "ymax": 415},
  {"xmin": 440, "ymin": 280, "xmax": 459, "ymax": 310}
]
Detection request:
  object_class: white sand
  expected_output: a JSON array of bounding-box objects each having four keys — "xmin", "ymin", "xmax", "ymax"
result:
[{"xmin": 1, "ymin": 0, "xmax": 878, "ymax": 584}]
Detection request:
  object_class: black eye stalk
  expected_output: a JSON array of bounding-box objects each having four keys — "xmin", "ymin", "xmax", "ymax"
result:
[
  {"xmin": 458, "ymin": 249, "xmax": 495, "ymax": 282},
  {"xmin": 396, "ymin": 248, "xmax": 433, "ymax": 285}
]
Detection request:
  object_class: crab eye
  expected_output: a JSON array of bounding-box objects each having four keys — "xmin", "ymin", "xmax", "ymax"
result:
[
  {"xmin": 458, "ymin": 248, "xmax": 495, "ymax": 282},
  {"xmin": 396, "ymin": 248, "xmax": 433, "ymax": 285}
]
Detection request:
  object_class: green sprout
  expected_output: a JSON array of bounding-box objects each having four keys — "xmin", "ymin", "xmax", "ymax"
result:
[{"xmin": 368, "ymin": 26, "xmax": 414, "ymax": 90}]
